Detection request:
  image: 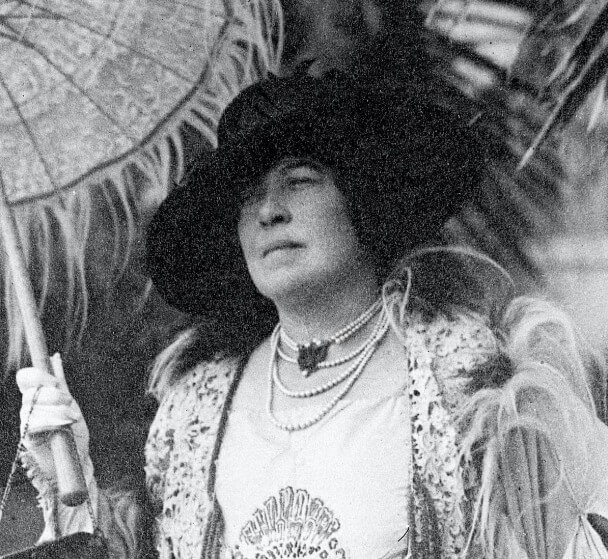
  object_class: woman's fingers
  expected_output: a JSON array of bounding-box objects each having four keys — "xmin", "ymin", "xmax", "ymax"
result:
[
  {"xmin": 16, "ymin": 366, "xmax": 59, "ymax": 392},
  {"xmin": 20, "ymin": 385, "xmax": 78, "ymax": 436},
  {"xmin": 17, "ymin": 353, "xmax": 67, "ymax": 391},
  {"xmin": 22, "ymin": 385, "xmax": 73, "ymax": 406},
  {"xmin": 27, "ymin": 405, "xmax": 77, "ymax": 433},
  {"xmin": 22, "ymin": 401, "xmax": 78, "ymax": 434}
]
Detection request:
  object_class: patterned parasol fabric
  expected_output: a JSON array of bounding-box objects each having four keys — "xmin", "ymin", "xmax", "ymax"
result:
[
  {"xmin": 0, "ymin": 0, "xmax": 282, "ymax": 364},
  {"xmin": 1, "ymin": 0, "xmax": 282, "ymax": 202}
]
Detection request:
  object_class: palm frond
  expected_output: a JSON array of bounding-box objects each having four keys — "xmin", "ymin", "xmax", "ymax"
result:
[
  {"xmin": 517, "ymin": 1, "xmax": 608, "ymax": 165},
  {"xmin": 421, "ymin": 1, "xmax": 563, "ymax": 286}
]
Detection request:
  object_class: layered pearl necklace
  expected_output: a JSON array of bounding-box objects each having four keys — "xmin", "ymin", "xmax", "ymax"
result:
[
  {"xmin": 267, "ymin": 303, "xmax": 390, "ymax": 432},
  {"xmin": 279, "ymin": 298, "xmax": 382, "ymax": 377}
]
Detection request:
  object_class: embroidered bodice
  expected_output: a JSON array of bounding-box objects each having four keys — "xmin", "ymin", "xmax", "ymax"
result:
[
  {"xmin": 216, "ymin": 392, "xmax": 412, "ymax": 559},
  {"xmin": 144, "ymin": 311, "xmax": 498, "ymax": 559}
]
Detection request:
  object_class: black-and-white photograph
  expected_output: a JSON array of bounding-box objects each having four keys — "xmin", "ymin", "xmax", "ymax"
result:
[{"xmin": 1, "ymin": 1, "xmax": 607, "ymax": 558}]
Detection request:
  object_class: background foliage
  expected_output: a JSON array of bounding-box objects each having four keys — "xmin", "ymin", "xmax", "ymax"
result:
[{"xmin": 1, "ymin": 2, "xmax": 607, "ymax": 548}]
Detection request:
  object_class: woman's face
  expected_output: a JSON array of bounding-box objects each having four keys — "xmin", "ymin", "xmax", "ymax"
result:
[{"xmin": 237, "ymin": 157, "xmax": 374, "ymax": 303}]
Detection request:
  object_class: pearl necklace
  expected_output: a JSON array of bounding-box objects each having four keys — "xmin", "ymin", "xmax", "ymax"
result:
[
  {"xmin": 274, "ymin": 309, "xmax": 388, "ymax": 398},
  {"xmin": 279, "ymin": 298, "xmax": 382, "ymax": 376},
  {"xmin": 267, "ymin": 310, "xmax": 390, "ymax": 432}
]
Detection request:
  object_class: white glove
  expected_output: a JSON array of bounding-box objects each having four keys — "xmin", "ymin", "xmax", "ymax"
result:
[{"xmin": 17, "ymin": 353, "xmax": 98, "ymax": 539}]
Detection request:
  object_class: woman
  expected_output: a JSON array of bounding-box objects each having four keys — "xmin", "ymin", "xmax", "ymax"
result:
[{"xmin": 16, "ymin": 70, "xmax": 608, "ymax": 559}]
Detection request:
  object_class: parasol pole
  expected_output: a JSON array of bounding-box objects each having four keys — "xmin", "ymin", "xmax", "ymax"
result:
[{"xmin": 0, "ymin": 173, "xmax": 87, "ymax": 507}]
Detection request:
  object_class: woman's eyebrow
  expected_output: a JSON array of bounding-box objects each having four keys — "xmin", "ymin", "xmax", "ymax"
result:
[{"xmin": 278, "ymin": 158, "xmax": 325, "ymax": 174}]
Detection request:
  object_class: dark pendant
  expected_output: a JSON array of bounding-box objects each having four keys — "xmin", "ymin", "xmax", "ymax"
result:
[{"xmin": 297, "ymin": 340, "xmax": 330, "ymax": 376}]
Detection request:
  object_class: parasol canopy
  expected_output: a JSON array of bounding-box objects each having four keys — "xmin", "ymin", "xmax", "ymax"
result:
[
  {"xmin": 0, "ymin": 0, "xmax": 282, "ymax": 365},
  {"xmin": 1, "ymin": 0, "xmax": 606, "ymax": 367},
  {"xmin": 1, "ymin": 0, "xmax": 281, "ymax": 203}
]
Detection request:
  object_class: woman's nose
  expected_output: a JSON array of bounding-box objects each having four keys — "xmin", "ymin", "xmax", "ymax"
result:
[{"xmin": 258, "ymin": 189, "xmax": 291, "ymax": 227}]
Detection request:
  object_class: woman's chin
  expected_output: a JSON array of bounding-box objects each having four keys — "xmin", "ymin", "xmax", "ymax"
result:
[
  {"xmin": 263, "ymin": 246, "xmax": 303, "ymax": 267},
  {"xmin": 254, "ymin": 277, "xmax": 309, "ymax": 303},
  {"xmin": 252, "ymin": 269, "xmax": 323, "ymax": 305}
]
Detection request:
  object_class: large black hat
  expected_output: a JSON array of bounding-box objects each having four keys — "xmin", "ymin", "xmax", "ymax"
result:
[{"xmin": 146, "ymin": 70, "xmax": 484, "ymax": 319}]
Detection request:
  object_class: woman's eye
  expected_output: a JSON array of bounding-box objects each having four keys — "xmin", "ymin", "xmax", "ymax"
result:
[
  {"xmin": 286, "ymin": 170, "xmax": 320, "ymax": 187},
  {"xmin": 287, "ymin": 177, "xmax": 313, "ymax": 187}
]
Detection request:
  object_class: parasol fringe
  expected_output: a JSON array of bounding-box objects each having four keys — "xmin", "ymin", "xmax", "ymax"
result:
[{"xmin": 2, "ymin": 0, "xmax": 283, "ymax": 371}]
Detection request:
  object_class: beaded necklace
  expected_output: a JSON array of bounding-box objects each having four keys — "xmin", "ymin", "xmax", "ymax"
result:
[
  {"xmin": 279, "ymin": 298, "xmax": 382, "ymax": 376},
  {"xmin": 267, "ymin": 308, "xmax": 390, "ymax": 432}
]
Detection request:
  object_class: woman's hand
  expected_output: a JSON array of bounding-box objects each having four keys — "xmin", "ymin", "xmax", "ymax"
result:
[
  {"xmin": 16, "ymin": 353, "xmax": 91, "ymax": 489},
  {"xmin": 17, "ymin": 353, "xmax": 100, "ymax": 539}
]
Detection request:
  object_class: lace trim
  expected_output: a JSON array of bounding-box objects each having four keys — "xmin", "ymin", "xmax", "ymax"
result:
[
  {"xmin": 19, "ymin": 448, "xmax": 59, "ymax": 541},
  {"xmin": 408, "ymin": 334, "xmax": 467, "ymax": 558},
  {"xmin": 144, "ymin": 358, "xmax": 238, "ymax": 559},
  {"xmin": 406, "ymin": 312, "xmax": 497, "ymax": 558}
]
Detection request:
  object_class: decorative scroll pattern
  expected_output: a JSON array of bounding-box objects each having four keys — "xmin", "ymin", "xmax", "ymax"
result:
[
  {"xmin": 229, "ymin": 487, "xmax": 346, "ymax": 559},
  {"xmin": 145, "ymin": 358, "xmax": 238, "ymax": 559}
]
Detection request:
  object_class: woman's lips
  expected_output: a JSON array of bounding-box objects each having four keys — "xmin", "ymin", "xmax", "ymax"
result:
[{"xmin": 262, "ymin": 240, "xmax": 303, "ymax": 257}]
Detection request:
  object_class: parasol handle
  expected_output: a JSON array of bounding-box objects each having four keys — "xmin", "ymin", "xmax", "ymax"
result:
[{"xmin": 0, "ymin": 181, "xmax": 87, "ymax": 507}]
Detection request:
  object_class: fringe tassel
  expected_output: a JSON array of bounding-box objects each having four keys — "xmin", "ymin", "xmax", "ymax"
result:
[
  {"xmin": 409, "ymin": 473, "xmax": 442, "ymax": 559},
  {"xmin": 201, "ymin": 500, "xmax": 224, "ymax": 559},
  {"xmin": 2, "ymin": 0, "xmax": 284, "ymax": 372}
]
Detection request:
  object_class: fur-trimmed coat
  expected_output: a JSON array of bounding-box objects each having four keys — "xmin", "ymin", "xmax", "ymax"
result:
[
  {"xmin": 42, "ymin": 301, "xmax": 608, "ymax": 559},
  {"xmin": 135, "ymin": 305, "xmax": 608, "ymax": 558}
]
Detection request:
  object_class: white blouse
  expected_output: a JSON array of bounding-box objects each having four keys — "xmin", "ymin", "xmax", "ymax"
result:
[{"xmin": 216, "ymin": 389, "xmax": 412, "ymax": 559}]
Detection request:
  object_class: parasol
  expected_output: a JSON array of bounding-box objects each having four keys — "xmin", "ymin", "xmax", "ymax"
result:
[
  {"xmin": 0, "ymin": 0, "xmax": 282, "ymax": 365},
  {"xmin": 0, "ymin": 0, "xmax": 282, "ymax": 504}
]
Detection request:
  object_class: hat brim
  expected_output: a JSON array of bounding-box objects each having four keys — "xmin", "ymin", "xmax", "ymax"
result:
[
  {"xmin": 145, "ymin": 107, "xmax": 353, "ymax": 317},
  {"xmin": 146, "ymin": 85, "xmax": 483, "ymax": 317}
]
